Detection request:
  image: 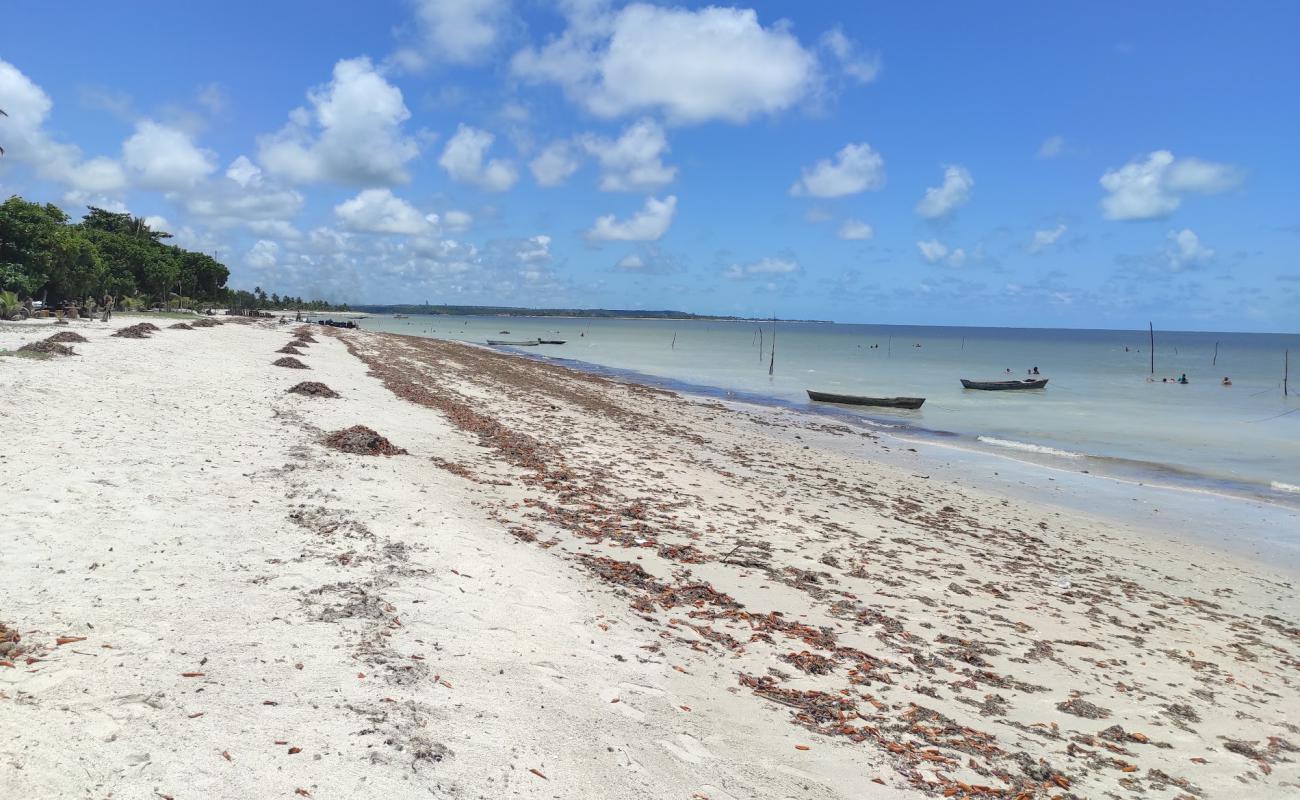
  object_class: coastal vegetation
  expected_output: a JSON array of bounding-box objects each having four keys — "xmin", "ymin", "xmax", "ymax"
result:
[{"xmin": 0, "ymin": 194, "xmax": 342, "ymax": 313}]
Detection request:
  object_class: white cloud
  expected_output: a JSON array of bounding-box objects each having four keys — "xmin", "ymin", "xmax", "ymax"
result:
[
  {"xmin": 334, "ymin": 189, "xmax": 429, "ymax": 235},
  {"xmin": 438, "ymin": 124, "xmax": 518, "ymax": 191},
  {"xmin": 1037, "ymin": 135, "xmax": 1065, "ymax": 159},
  {"xmin": 393, "ymin": 0, "xmax": 509, "ymax": 68},
  {"xmin": 442, "ymin": 209, "xmax": 473, "ymax": 232},
  {"xmin": 916, "ymin": 165, "xmax": 973, "ymax": 219},
  {"xmin": 819, "ymin": 28, "xmax": 881, "ymax": 84},
  {"xmin": 581, "ymin": 118, "xmax": 676, "ymax": 191},
  {"xmin": 225, "ymin": 155, "xmax": 262, "ymax": 188},
  {"xmin": 724, "ymin": 256, "xmax": 800, "ymax": 279},
  {"xmin": 512, "ymin": 4, "xmax": 818, "ymax": 124},
  {"xmin": 586, "ymin": 195, "xmax": 677, "ymax": 241},
  {"xmin": 790, "ymin": 142, "xmax": 885, "ymax": 198},
  {"xmin": 0, "ymin": 59, "xmax": 129, "ymax": 197},
  {"xmin": 1165, "ymin": 228, "xmax": 1214, "ymax": 270},
  {"xmin": 616, "ymin": 253, "xmax": 644, "ymax": 270},
  {"xmin": 245, "ymin": 239, "xmax": 280, "ymax": 270},
  {"xmin": 122, "ymin": 121, "xmax": 217, "ymax": 190},
  {"xmin": 1099, "ymin": 150, "xmax": 1242, "ymax": 220},
  {"xmin": 516, "ymin": 234, "xmax": 552, "ymax": 264},
  {"xmin": 258, "ymin": 57, "xmax": 419, "ymax": 186},
  {"xmin": 837, "ymin": 219, "xmax": 874, "ymax": 240},
  {"xmin": 1029, "ymin": 223, "xmax": 1067, "ymax": 253},
  {"xmin": 917, "ymin": 239, "xmax": 969, "ymax": 267},
  {"xmin": 917, "ymin": 239, "xmax": 947, "ymax": 263},
  {"xmin": 143, "ymin": 215, "xmax": 170, "ymax": 232},
  {"xmin": 529, "ymin": 140, "xmax": 582, "ymax": 187}
]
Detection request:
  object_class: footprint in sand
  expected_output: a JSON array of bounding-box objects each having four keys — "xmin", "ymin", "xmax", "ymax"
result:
[
  {"xmin": 599, "ymin": 686, "xmax": 646, "ymax": 720},
  {"xmin": 658, "ymin": 733, "xmax": 714, "ymax": 764}
]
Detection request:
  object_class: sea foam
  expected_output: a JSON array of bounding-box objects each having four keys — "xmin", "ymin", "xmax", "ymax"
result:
[{"xmin": 977, "ymin": 436, "xmax": 1084, "ymax": 459}]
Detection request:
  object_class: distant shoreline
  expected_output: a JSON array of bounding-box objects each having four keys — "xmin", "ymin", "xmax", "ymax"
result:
[{"xmin": 348, "ymin": 305, "xmax": 831, "ymax": 323}]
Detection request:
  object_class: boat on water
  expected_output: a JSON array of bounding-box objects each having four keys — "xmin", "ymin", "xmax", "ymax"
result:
[
  {"xmin": 537, "ymin": 339, "xmax": 566, "ymax": 345},
  {"xmin": 806, "ymin": 390, "xmax": 925, "ymax": 409},
  {"xmin": 960, "ymin": 378, "xmax": 1049, "ymax": 390},
  {"xmin": 486, "ymin": 339, "xmax": 540, "ymax": 346}
]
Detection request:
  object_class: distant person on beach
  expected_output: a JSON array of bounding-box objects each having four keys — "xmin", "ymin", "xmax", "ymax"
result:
[
  {"xmin": 1222, "ymin": 376, "xmax": 1232, "ymax": 385},
  {"xmin": 101, "ymin": 294, "xmax": 113, "ymax": 322}
]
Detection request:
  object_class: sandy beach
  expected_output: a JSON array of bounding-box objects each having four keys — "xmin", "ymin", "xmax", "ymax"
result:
[{"xmin": 2, "ymin": 317, "xmax": 1297, "ymax": 799}]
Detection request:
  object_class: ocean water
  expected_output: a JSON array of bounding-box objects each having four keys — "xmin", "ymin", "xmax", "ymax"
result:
[{"xmin": 357, "ymin": 315, "xmax": 1300, "ymax": 503}]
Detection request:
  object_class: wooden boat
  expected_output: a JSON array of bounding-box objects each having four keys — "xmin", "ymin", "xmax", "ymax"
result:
[
  {"xmin": 960, "ymin": 378, "xmax": 1048, "ymax": 390},
  {"xmin": 807, "ymin": 390, "xmax": 925, "ymax": 409},
  {"xmin": 486, "ymin": 339, "xmax": 540, "ymax": 346},
  {"xmin": 537, "ymin": 339, "xmax": 566, "ymax": 345}
]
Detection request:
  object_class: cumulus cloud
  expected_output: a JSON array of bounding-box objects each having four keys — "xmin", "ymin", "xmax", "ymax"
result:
[
  {"xmin": 122, "ymin": 121, "xmax": 217, "ymax": 189},
  {"xmin": 441, "ymin": 209, "xmax": 473, "ymax": 232},
  {"xmin": 225, "ymin": 155, "xmax": 262, "ymax": 188},
  {"xmin": 512, "ymin": 4, "xmax": 818, "ymax": 124},
  {"xmin": 438, "ymin": 124, "xmax": 518, "ymax": 191},
  {"xmin": 1165, "ymin": 228, "xmax": 1214, "ymax": 270},
  {"xmin": 258, "ymin": 57, "xmax": 419, "ymax": 186},
  {"xmin": 0, "ymin": 59, "xmax": 129, "ymax": 198},
  {"xmin": 1099, "ymin": 150, "xmax": 1242, "ymax": 220},
  {"xmin": 819, "ymin": 28, "xmax": 881, "ymax": 84},
  {"xmin": 245, "ymin": 239, "xmax": 280, "ymax": 270},
  {"xmin": 790, "ymin": 142, "xmax": 885, "ymax": 198},
  {"xmin": 916, "ymin": 165, "xmax": 973, "ymax": 219},
  {"xmin": 837, "ymin": 219, "xmax": 874, "ymax": 240},
  {"xmin": 1029, "ymin": 223, "xmax": 1067, "ymax": 253},
  {"xmin": 917, "ymin": 239, "xmax": 966, "ymax": 266},
  {"xmin": 393, "ymin": 0, "xmax": 510, "ymax": 68},
  {"xmin": 529, "ymin": 140, "xmax": 582, "ymax": 187},
  {"xmin": 334, "ymin": 188, "xmax": 430, "ymax": 235},
  {"xmin": 616, "ymin": 253, "xmax": 645, "ymax": 270},
  {"xmin": 723, "ymin": 256, "xmax": 800, "ymax": 279},
  {"xmin": 1037, "ymin": 135, "xmax": 1065, "ymax": 159},
  {"xmin": 586, "ymin": 195, "xmax": 677, "ymax": 241},
  {"xmin": 581, "ymin": 118, "xmax": 676, "ymax": 191}
]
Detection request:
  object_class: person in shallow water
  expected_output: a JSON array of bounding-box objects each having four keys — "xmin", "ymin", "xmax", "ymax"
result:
[
  {"xmin": 1178, "ymin": 373, "xmax": 1189, "ymax": 384},
  {"xmin": 1222, "ymin": 376, "xmax": 1232, "ymax": 385}
]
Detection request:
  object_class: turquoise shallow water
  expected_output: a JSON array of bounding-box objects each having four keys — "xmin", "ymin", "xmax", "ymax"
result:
[{"xmin": 352, "ymin": 314, "xmax": 1300, "ymax": 502}]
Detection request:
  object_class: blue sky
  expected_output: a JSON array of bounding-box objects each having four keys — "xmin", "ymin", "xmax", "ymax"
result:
[{"xmin": 1, "ymin": 1, "xmax": 1297, "ymax": 330}]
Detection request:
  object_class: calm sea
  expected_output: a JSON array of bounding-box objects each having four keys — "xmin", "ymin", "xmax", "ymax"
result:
[{"xmin": 356, "ymin": 315, "xmax": 1300, "ymax": 504}]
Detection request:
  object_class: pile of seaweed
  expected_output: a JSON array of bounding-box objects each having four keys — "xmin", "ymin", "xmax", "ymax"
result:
[
  {"xmin": 44, "ymin": 331, "xmax": 88, "ymax": 343},
  {"xmin": 18, "ymin": 340, "xmax": 77, "ymax": 356},
  {"xmin": 288, "ymin": 381, "xmax": 340, "ymax": 398},
  {"xmin": 112, "ymin": 322, "xmax": 161, "ymax": 339},
  {"xmin": 191, "ymin": 318, "xmax": 221, "ymax": 328},
  {"xmin": 325, "ymin": 425, "xmax": 406, "ymax": 456},
  {"xmin": 168, "ymin": 322, "xmax": 194, "ymax": 330},
  {"xmin": 273, "ymin": 356, "xmax": 309, "ymax": 369}
]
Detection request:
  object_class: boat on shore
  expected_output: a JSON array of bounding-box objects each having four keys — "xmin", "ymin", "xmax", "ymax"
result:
[
  {"xmin": 537, "ymin": 339, "xmax": 567, "ymax": 345},
  {"xmin": 807, "ymin": 390, "xmax": 925, "ymax": 409},
  {"xmin": 960, "ymin": 378, "xmax": 1048, "ymax": 391},
  {"xmin": 486, "ymin": 339, "xmax": 540, "ymax": 346}
]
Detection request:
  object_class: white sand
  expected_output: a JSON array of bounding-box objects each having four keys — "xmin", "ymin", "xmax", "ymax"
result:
[{"xmin": 2, "ymin": 318, "xmax": 1297, "ymax": 799}]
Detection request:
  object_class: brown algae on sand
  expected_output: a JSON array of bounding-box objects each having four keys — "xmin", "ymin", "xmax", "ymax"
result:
[{"xmin": 324, "ymin": 425, "xmax": 406, "ymax": 456}]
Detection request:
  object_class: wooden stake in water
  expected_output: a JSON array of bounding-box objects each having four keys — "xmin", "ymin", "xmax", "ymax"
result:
[
  {"xmin": 768, "ymin": 316, "xmax": 776, "ymax": 376},
  {"xmin": 671, "ymin": 331, "xmax": 676, "ymax": 350},
  {"xmin": 758, "ymin": 327, "xmax": 764, "ymax": 362},
  {"xmin": 1213, "ymin": 340, "xmax": 1219, "ymax": 366},
  {"xmin": 1149, "ymin": 322, "xmax": 1155, "ymax": 375},
  {"xmin": 1286, "ymin": 349, "xmax": 1290, "ymax": 396}
]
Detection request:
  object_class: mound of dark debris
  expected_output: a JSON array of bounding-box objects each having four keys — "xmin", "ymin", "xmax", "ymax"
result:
[
  {"xmin": 288, "ymin": 381, "xmax": 340, "ymax": 398},
  {"xmin": 191, "ymin": 318, "xmax": 221, "ymax": 328},
  {"xmin": 277, "ymin": 344, "xmax": 304, "ymax": 355},
  {"xmin": 273, "ymin": 356, "xmax": 309, "ymax": 369},
  {"xmin": 168, "ymin": 322, "xmax": 194, "ymax": 330},
  {"xmin": 18, "ymin": 340, "xmax": 77, "ymax": 356},
  {"xmin": 112, "ymin": 322, "xmax": 160, "ymax": 339},
  {"xmin": 44, "ymin": 331, "xmax": 88, "ymax": 343},
  {"xmin": 325, "ymin": 425, "xmax": 406, "ymax": 456}
]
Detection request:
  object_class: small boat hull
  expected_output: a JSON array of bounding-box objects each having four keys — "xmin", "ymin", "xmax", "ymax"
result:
[
  {"xmin": 537, "ymin": 339, "xmax": 567, "ymax": 345},
  {"xmin": 807, "ymin": 390, "xmax": 925, "ymax": 409},
  {"xmin": 486, "ymin": 339, "xmax": 540, "ymax": 346},
  {"xmin": 960, "ymin": 378, "xmax": 1048, "ymax": 391}
]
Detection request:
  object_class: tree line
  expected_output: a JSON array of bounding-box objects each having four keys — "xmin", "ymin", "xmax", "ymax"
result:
[{"xmin": 0, "ymin": 195, "xmax": 343, "ymax": 312}]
